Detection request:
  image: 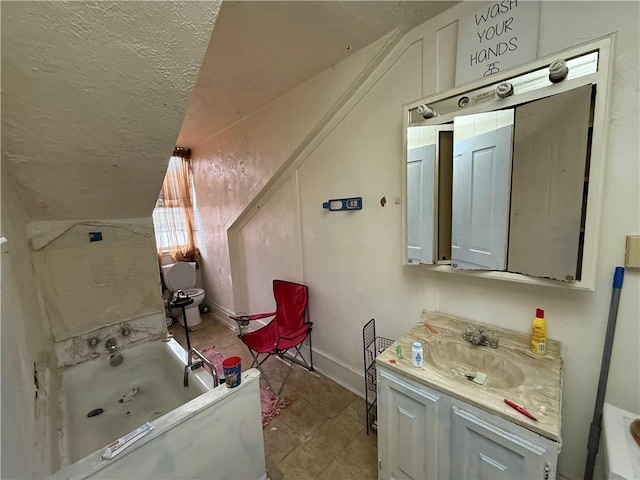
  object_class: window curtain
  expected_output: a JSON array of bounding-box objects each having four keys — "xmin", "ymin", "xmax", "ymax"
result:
[{"xmin": 155, "ymin": 147, "xmax": 200, "ymax": 263}]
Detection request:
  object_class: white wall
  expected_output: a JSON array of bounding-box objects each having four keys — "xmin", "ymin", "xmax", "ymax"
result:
[
  {"xmin": 191, "ymin": 31, "xmax": 402, "ymax": 316},
  {"xmin": 237, "ymin": 175, "xmax": 300, "ymax": 313},
  {"xmin": 191, "ymin": 2, "xmax": 639, "ymax": 478},
  {"xmin": 295, "ymin": 37, "xmax": 434, "ymax": 368},
  {"xmin": 29, "ymin": 219, "xmax": 165, "ymax": 341},
  {"xmin": 1, "ymin": 172, "xmax": 58, "ymax": 478}
]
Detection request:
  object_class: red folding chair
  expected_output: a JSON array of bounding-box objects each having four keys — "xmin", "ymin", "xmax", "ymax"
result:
[{"xmin": 229, "ymin": 280, "xmax": 313, "ymax": 395}]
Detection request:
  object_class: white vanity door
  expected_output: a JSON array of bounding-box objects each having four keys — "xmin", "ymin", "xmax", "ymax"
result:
[
  {"xmin": 450, "ymin": 406, "xmax": 556, "ymax": 480},
  {"xmin": 378, "ymin": 368, "xmax": 447, "ymax": 480},
  {"xmin": 451, "ymin": 110, "xmax": 514, "ymax": 270}
]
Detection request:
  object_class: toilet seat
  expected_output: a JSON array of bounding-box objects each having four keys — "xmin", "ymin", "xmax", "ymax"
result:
[{"xmin": 182, "ymin": 288, "xmax": 204, "ymax": 298}]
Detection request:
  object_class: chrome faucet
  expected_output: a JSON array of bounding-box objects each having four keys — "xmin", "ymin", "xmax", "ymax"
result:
[
  {"xmin": 183, "ymin": 347, "xmax": 219, "ymax": 389},
  {"xmin": 473, "ymin": 329, "xmax": 486, "ymax": 345},
  {"xmin": 463, "ymin": 326, "xmax": 499, "ymax": 349}
]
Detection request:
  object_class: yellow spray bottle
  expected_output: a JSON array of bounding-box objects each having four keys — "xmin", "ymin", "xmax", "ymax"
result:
[{"xmin": 530, "ymin": 308, "xmax": 547, "ymax": 355}]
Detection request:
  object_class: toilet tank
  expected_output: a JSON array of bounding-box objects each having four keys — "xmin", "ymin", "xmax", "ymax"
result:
[{"xmin": 161, "ymin": 262, "xmax": 196, "ymax": 291}]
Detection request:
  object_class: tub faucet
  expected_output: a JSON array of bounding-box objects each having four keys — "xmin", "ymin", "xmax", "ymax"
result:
[
  {"xmin": 183, "ymin": 347, "xmax": 219, "ymax": 389},
  {"xmin": 105, "ymin": 337, "xmax": 118, "ymax": 352}
]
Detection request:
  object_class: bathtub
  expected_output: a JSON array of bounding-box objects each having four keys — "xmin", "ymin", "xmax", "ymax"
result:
[{"xmin": 50, "ymin": 338, "xmax": 266, "ymax": 480}]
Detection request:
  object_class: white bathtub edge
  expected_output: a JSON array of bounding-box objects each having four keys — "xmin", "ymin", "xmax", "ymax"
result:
[{"xmin": 49, "ymin": 369, "xmax": 262, "ymax": 480}]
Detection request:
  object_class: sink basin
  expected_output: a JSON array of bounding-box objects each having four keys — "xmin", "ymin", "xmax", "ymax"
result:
[{"xmin": 425, "ymin": 341, "xmax": 525, "ymax": 389}]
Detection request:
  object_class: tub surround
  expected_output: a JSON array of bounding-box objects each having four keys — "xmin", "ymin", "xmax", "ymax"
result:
[
  {"xmin": 29, "ymin": 219, "xmax": 164, "ymax": 341},
  {"xmin": 376, "ymin": 310, "xmax": 563, "ymax": 441},
  {"xmin": 54, "ymin": 314, "xmax": 166, "ymax": 369}
]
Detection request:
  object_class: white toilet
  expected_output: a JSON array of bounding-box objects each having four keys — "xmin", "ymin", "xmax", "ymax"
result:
[{"xmin": 161, "ymin": 262, "xmax": 205, "ymax": 327}]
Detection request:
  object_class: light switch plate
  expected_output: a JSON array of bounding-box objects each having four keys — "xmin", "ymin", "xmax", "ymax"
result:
[{"xmin": 625, "ymin": 235, "xmax": 640, "ymax": 268}]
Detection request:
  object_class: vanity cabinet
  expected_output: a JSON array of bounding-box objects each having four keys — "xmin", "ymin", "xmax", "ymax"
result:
[{"xmin": 377, "ymin": 367, "xmax": 559, "ymax": 480}]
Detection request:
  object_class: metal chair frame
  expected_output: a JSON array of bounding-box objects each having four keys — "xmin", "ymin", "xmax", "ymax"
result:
[
  {"xmin": 230, "ymin": 280, "xmax": 313, "ymax": 396},
  {"xmin": 244, "ymin": 336, "xmax": 313, "ymax": 396}
]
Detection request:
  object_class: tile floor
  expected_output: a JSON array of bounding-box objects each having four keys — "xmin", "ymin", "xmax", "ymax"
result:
[{"xmin": 169, "ymin": 313, "xmax": 379, "ymax": 480}]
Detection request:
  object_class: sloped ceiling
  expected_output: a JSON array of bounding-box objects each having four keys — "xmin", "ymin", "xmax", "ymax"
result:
[
  {"xmin": 1, "ymin": 1, "xmax": 220, "ymax": 222},
  {"xmin": 2, "ymin": 1, "xmax": 456, "ymax": 223},
  {"xmin": 178, "ymin": 1, "xmax": 457, "ymax": 147}
]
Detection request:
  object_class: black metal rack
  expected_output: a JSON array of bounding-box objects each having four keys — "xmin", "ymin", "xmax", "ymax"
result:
[{"xmin": 362, "ymin": 318, "xmax": 394, "ymax": 435}]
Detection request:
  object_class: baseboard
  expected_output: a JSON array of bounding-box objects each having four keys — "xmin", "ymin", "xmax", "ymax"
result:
[
  {"xmin": 303, "ymin": 344, "xmax": 366, "ymax": 399},
  {"xmin": 204, "ymin": 300, "xmax": 271, "ymax": 332},
  {"xmin": 203, "ymin": 300, "xmax": 236, "ymax": 329},
  {"xmin": 203, "ymin": 300, "xmax": 366, "ymax": 399}
]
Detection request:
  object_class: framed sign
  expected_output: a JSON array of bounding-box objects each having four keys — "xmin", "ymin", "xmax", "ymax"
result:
[{"xmin": 455, "ymin": 0, "xmax": 540, "ymax": 86}]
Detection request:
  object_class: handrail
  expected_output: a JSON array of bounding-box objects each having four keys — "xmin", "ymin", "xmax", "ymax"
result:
[{"xmin": 183, "ymin": 347, "xmax": 219, "ymax": 389}]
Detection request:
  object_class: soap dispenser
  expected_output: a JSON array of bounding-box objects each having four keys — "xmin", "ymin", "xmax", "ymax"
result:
[{"xmin": 530, "ymin": 308, "xmax": 547, "ymax": 355}]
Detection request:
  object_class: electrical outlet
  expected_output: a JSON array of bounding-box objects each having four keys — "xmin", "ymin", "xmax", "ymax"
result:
[{"xmin": 625, "ymin": 235, "xmax": 640, "ymax": 268}]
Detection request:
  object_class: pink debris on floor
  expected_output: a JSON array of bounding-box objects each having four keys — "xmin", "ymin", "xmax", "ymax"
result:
[
  {"xmin": 200, "ymin": 347, "xmax": 291, "ymax": 427},
  {"xmin": 260, "ymin": 387, "xmax": 292, "ymax": 428}
]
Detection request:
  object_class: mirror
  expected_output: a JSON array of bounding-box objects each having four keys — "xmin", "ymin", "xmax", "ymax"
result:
[{"xmin": 403, "ymin": 40, "xmax": 609, "ymax": 290}]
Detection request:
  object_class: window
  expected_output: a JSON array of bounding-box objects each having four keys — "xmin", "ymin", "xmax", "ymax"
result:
[
  {"xmin": 153, "ymin": 193, "xmax": 190, "ymax": 250},
  {"xmin": 152, "ymin": 150, "xmax": 199, "ymax": 261}
]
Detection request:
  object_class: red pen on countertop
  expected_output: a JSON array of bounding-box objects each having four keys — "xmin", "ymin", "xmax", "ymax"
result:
[{"xmin": 504, "ymin": 399, "xmax": 537, "ymax": 421}]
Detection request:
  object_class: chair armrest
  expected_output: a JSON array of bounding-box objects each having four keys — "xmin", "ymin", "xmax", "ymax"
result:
[
  {"xmin": 229, "ymin": 312, "xmax": 276, "ymax": 321},
  {"xmin": 229, "ymin": 312, "xmax": 277, "ymax": 336}
]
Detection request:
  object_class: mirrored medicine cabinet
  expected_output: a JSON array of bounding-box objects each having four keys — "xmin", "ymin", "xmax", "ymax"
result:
[{"xmin": 402, "ymin": 36, "xmax": 614, "ymax": 291}]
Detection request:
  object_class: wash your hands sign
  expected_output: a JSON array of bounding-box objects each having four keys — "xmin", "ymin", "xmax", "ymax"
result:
[{"xmin": 455, "ymin": 0, "xmax": 540, "ymax": 86}]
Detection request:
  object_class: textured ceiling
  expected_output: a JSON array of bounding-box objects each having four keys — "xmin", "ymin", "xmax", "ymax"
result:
[
  {"xmin": 2, "ymin": 1, "xmax": 456, "ymax": 223},
  {"xmin": 1, "ymin": 1, "xmax": 220, "ymax": 222},
  {"xmin": 178, "ymin": 1, "xmax": 457, "ymax": 147}
]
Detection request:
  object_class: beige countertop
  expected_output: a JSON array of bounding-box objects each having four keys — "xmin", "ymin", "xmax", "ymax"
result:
[{"xmin": 376, "ymin": 310, "xmax": 563, "ymax": 442}]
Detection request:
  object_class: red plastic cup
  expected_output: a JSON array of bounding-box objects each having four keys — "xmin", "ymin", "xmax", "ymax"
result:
[{"xmin": 222, "ymin": 356, "xmax": 242, "ymax": 388}]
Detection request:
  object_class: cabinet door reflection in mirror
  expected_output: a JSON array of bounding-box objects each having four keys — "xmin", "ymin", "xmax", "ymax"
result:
[
  {"xmin": 406, "ymin": 85, "xmax": 594, "ymax": 282},
  {"xmin": 407, "ymin": 125, "xmax": 453, "ymax": 264},
  {"xmin": 452, "ymin": 110, "xmax": 514, "ymax": 271},
  {"xmin": 508, "ymin": 84, "xmax": 593, "ymax": 282}
]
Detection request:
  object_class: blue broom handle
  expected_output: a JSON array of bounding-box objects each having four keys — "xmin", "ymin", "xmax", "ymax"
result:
[{"xmin": 584, "ymin": 266, "xmax": 625, "ymax": 480}]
